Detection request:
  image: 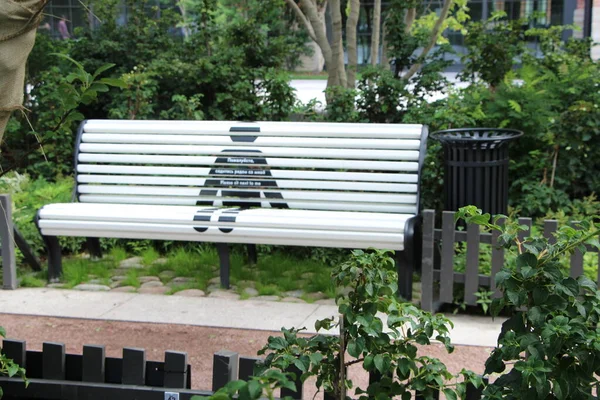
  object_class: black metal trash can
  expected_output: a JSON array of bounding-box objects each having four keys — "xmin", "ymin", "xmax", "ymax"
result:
[{"xmin": 431, "ymin": 128, "xmax": 523, "ymax": 216}]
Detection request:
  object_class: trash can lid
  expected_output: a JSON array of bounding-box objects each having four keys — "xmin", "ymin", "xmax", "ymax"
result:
[{"xmin": 431, "ymin": 128, "xmax": 523, "ymax": 144}]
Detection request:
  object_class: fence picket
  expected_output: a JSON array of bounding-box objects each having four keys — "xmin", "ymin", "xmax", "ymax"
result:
[
  {"xmin": 543, "ymin": 220, "xmax": 558, "ymax": 245},
  {"xmin": 42, "ymin": 342, "xmax": 65, "ymax": 381},
  {"xmin": 82, "ymin": 345, "xmax": 105, "ymax": 383},
  {"xmin": 570, "ymin": 222, "xmax": 584, "ymax": 278},
  {"xmin": 212, "ymin": 350, "xmax": 238, "ymax": 392},
  {"xmin": 164, "ymin": 351, "xmax": 188, "ymax": 389},
  {"xmin": 238, "ymin": 356, "xmax": 261, "ymax": 382},
  {"xmin": 465, "ymin": 222, "xmax": 480, "ymax": 306},
  {"xmin": 2, "ymin": 339, "xmax": 26, "ymax": 368},
  {"xmin": 122, "ymin": 347, "xmax": 146, "ymax": 385},
  {"xmin": 0, "ymin": 194, "xmax": 17, "ymax": 289},
  {"xmin": 421, "ymin": 210, "xmax": 435, "ymax": 311},
  {"xmin": 518, "ymin": 218, "xmax": 531, "ymax": 243},
  {"xmin": 440, "ymin": 211, "xmax": 456, "ymax": 304}
]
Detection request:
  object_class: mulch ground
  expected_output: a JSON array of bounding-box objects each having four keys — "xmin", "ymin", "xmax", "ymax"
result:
[{"xmin": 0, "ymin": 313, "xmax": 493, "ymax": 398}]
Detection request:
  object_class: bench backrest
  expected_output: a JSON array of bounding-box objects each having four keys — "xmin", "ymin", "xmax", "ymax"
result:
[{"xmin": 75, "ymin": 120, "xmax": 428, "ymax": 214}]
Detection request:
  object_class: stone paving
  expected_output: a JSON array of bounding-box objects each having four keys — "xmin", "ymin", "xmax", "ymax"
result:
[{"xmin": 45, "ymin": 256, "xmax": 422, "ymax": 306}]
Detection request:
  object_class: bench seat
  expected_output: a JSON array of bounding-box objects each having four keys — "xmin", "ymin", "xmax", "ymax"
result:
[{"xmin": 38, "ymin": 204, "xmax": 410, "ymax": 250}]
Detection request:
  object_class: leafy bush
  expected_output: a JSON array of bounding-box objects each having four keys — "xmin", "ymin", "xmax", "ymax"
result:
[
  {"xmin": 458, "ymin": 206, "xmax": 600, "ymax": 399},
  {"xmin": 209, "ymin": 250, "xmax": 480, "ymax": 399},
  {"xmin": 0, "ymin": 173, "xmax": 84, "ymax": 258}
]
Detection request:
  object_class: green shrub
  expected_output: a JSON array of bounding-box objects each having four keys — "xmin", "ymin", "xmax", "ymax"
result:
[{"xmin": 458, "ymin": 206, "xmax": 600, "ymax": 399}]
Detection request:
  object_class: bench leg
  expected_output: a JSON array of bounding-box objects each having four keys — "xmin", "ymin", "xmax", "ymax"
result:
[
  {"xmin": 396, "ymin": 250, "xmax": 413, "ymax": 302},
  {"xmin": 216, "ymin": 243, "xmax": 230, "ymax": 289},
  {"xmin": 44, "ymin": 235, "xmax": 62, "ymax": 283},
  {"xmin": 247, "ymin": 244, "xmax": 257, "ymax": 265},
  {"xmin": 86, "ymin": 237, "xmax": 102, "ymax": 259}
]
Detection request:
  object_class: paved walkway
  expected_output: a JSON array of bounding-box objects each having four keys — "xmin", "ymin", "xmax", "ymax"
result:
[{"xmin": 0, "ymin": 288, "xmax": 503, "ymax": 347}]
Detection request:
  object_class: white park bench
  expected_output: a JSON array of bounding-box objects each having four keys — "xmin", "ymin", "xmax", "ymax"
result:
[{"xmin": 35, "ymin": 120, "xmax": 428, "ymax": 300}]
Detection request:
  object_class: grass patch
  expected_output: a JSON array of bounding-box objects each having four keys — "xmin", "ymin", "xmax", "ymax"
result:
[
  {"xmin": 159, "ymin": 246, "xmax": 219, "ymax": 289},
  {"xmin": 19, "ymin": 272, "xmax": 46, "ymax": 288},
  {"xmin": 120, "ymin": 269, "xmax": 141, "ymax": 288},
  {"xmin": 45, "ymin": 244, "xmax": 337, "ymax": 298},
  {"xmin": 140, "ymin": 247, "xmax": 160, "ymax": 266},
  {"xmin": 109, "ymin": 246, "xmax": 128, "ymax": 263},
  {"xmin": 230, "ymin": 251, "xmax": 334, "ymax": 297},
  {"xmin": 288, "ymin": 72, "xmax": 328, "ymax": 80},
  {"xmin": 62, "ymin": 258, "xmax": 114, "ymax": 288}
]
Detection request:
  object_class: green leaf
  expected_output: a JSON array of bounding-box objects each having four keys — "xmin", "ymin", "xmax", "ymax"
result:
[
  {"xmin": 99, "ymin": 78, "xmax": 128, "ymax": 89},
  {"xmin": 246, "ymin": 380, "xmax": 262, "ymax": 399},
  {"xmin": 443, "ymin": 388, "xmax": 457, "ymax": 400},
  {"xmin": 268, "ymin": 337, "xmax": 287, "ymax": 350},
  {"xmin": 293, "ymin": 357, "xmax": 309, "ymax": 373},
  {"xmin": 495, "ymin": 270, "xmax": 511, "ymax": 286},
  {"xmin": 92, "ymin": 63, "xmax": 116, "ymax": 79},
  {"xmin": 347, "ymin": 338, "xmax": 365, "ymax": 358},
  {"xmin": 562, "ymin": 277, "xmax": 579, "ymax": 296},
  {"xmin": 7, "ymin": 363, "xmax": 19, "ymax": 377},
  {"xmin": 396, "ymin": 358, "xmax": 411, "ymax": 380},
  {"xmin": 0, "ymin": 326, "xmax": 6, "ymax": 338},
  {"xmin": 308, "ymin": 353, "xmax": 323, "ymax": 365},
  {"xmin": 225, "ymin": 380, "xmax": 248, "ymax": 392},
  {"xmin": 363, "ymin": 354, "xmax": 374, "ymax": 370},
  {"xmin": 533, "ymin": 287, "xmax": 549, "ymax": 305},
  {"xmin": 528, "ymin": 306, "xmax": 546, "ymax": 326},
  {"xmin": 516, "ymin": 253, "xmax": 537, "ymax": 270},
  {"xmin": 578, "ymin": 275, "xmax": 597, "ymax": 291}
]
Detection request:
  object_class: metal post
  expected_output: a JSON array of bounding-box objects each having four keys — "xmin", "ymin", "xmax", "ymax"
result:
[{"xmin": 0, "ymin": 194, "xmax": 17, "ymax": 289}]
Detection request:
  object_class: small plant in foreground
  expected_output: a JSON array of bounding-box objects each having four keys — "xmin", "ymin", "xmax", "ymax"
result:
[
  {"xmin": 456, "ymin": 206, "xmax": 600, "ymax": 400},
  {"xmin": 202, "ymin": 249, "xmax": 481, "ymax": 400}
]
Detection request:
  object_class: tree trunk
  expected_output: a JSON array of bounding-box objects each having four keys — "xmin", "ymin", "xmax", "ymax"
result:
[
  {"xmin": 381, "ymin": 15, "xmax": 389, "ymax": 69},
  {"xmin": 329, "ymin": 0, "xmax": 347, "ymax": 88},
  {"xmin": 346, "ymin": 0, "xmax": 360, "ymax": 88},
  {"xmin": 292, "ymin": 0, "xmax": 336, "ymax": 86},
  {"xmin": 370, "ymin": 0, "xmax": 381, "ymax": 66}
]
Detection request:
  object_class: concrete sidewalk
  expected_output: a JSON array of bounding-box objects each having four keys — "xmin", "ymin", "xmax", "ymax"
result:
[{"xmin": 0, "ymin": 288, "xmax": 502, "ymax": 347}]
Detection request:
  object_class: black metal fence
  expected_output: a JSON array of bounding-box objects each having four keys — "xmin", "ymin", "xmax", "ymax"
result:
[
  {"xmin": 0, "ymin": 339, "xmax": 489, "ymax": 400},
  {"xmin": 420, "ymin": 209, "xmax": 600, "ymax": 312}
]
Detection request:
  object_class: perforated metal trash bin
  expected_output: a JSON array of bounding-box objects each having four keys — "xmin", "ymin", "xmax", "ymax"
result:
[{"xmin": 431, "ymin": 128, "xmax": 523, "ymax": 216}]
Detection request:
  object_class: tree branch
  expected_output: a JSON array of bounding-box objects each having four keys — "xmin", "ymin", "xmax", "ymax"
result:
[
  {"xmin": 402, "ymin": 0, "xmax": 454, "ymax": 80},
  {"xmin": 404, "ymin": 8, "xmax": 417, "ymax": 34},
  {"xmin": 285, "ymin": 0, "xmax": 318, "ymax": 43}
]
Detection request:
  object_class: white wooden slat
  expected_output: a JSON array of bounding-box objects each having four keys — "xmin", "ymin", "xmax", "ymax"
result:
[
  {"xmin": 76, "ymin": 165, "xmax": 419, "ymax": 183},
  {"xmin": 81, "ymin": 134, "xmax": 421, "ymax": 150},
  {"xmin": 83, "ymin": 120, "xmax": 423, "ymax": 139},
  {"xmin": 38, "ymin": 220, "xmax": 404, "ymax": 249},
  {"xmin": 79, "ymin": 143, "xmax": 419, "ymax": 161},
  {"xmin": 77, "ymin": 184, "xmax": 417, "ymax": 204},
  {"xmin": 39, "ymin": 228, "xmax": 404, "ymax": 250},
  {"xmin": 39, "ymin": 205, "xmax": 408, "ymax": 233},
  {"xmin": 42, "ymin": 203, "xmax": 412, "ymax": 222},
  {"xmin": 77, "ymin": 175, "xmax": 418, "ymax": 193},
  {"xmin": 78, "ymin": 154, "xmax": 419, "ymax": 171},
  {"xmin": 78, "ymin": 195, "xmax": 417, "ymax": 213}
]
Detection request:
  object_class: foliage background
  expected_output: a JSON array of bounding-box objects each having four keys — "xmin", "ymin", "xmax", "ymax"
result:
[{"xmin": 1, "ymin": 2, "xmax": 599, "ymax": 263}]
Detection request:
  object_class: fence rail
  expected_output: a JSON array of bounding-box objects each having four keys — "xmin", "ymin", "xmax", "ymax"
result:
[{"xmin": 420, "ymin": 209, "xmax": 600, "ymax": 312}]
